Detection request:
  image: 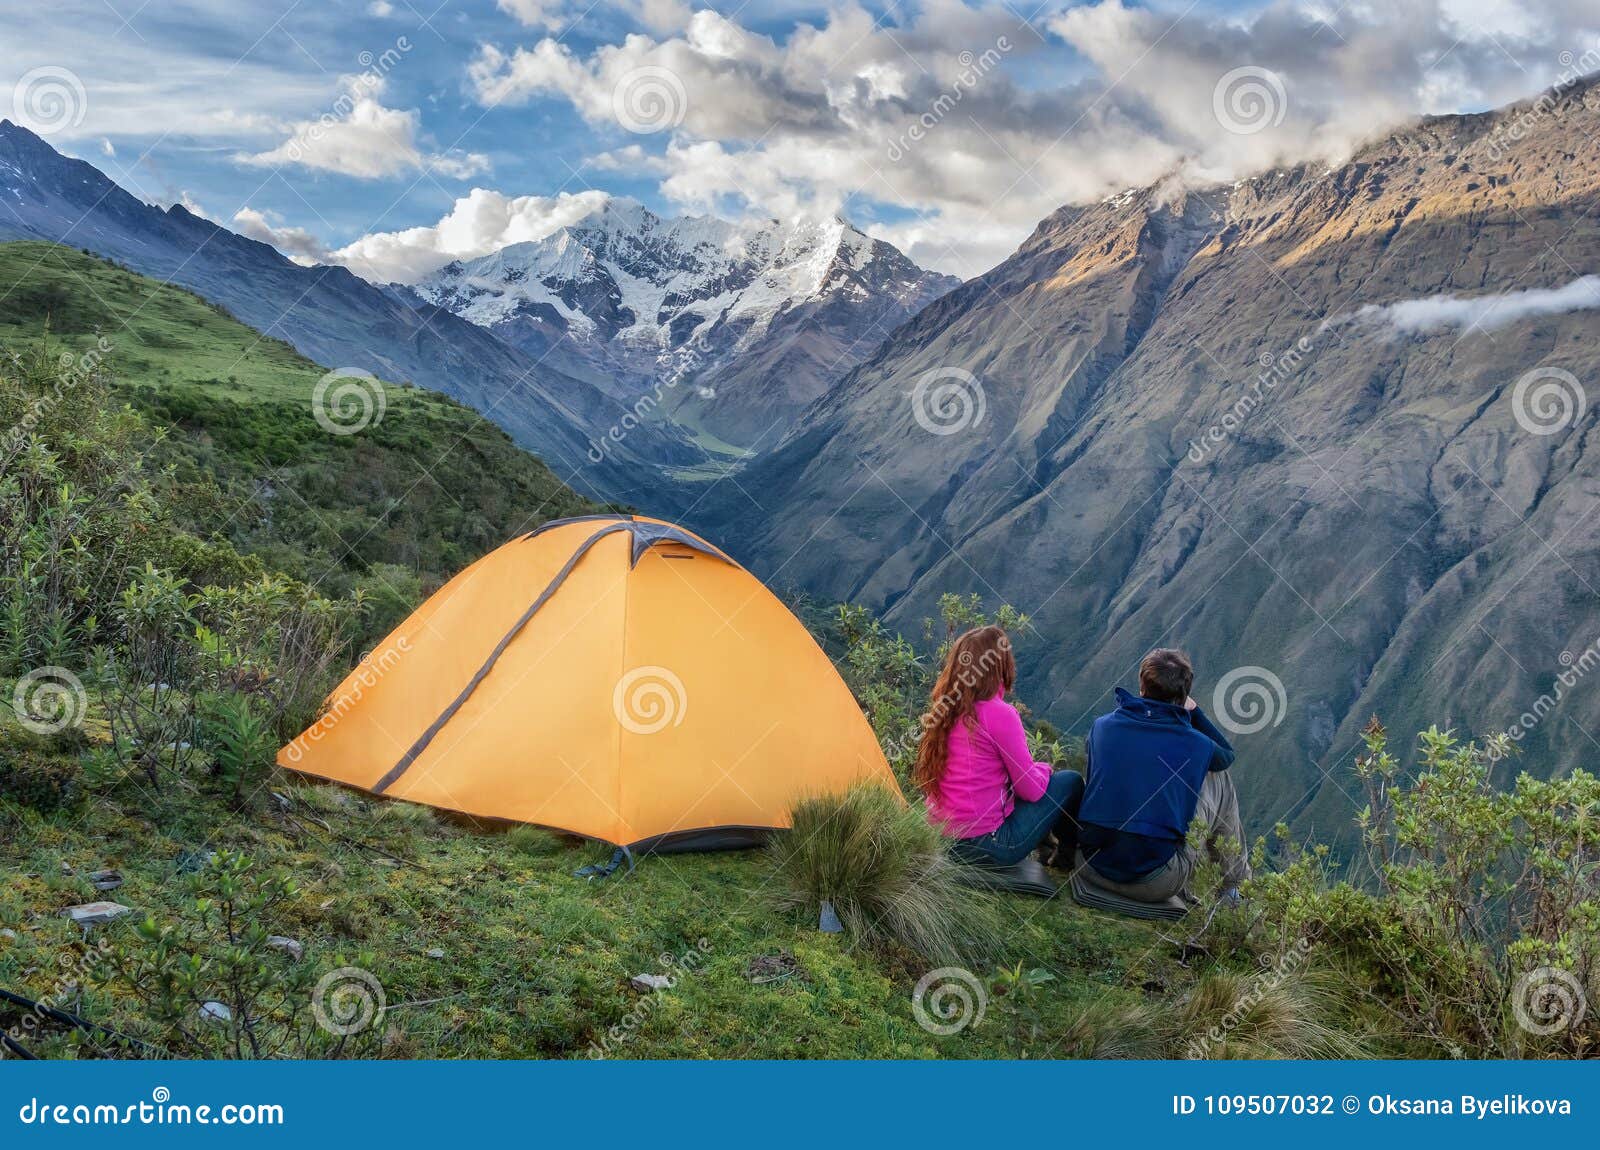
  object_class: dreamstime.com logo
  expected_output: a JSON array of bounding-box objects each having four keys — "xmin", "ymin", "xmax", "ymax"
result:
[
  {"xmin": 284, "ymin": 636, "xmax": 410, "ymax": 761},
  {"xmin": 612, "ymin": 65, "xmax": 687, "ymax": 134},
  {"xmin": 312, "ymin": 967, "xmax": 386, "ymax": 1037},
  {"xmin": 911, "ymin": 367, "xmax": 986, "ymax": 436},
  {"xmin": 16, "ymin": 1087, "xmax": 284, "ymax": 1127},
  {"xmin": 911, "ymin": 967, "xmax": 987, "ymax": 1036},
  {"xmin": 10, "ymin": 666, "xmax": 87, "ymax": 735},
  {"xmin": 1511, "ymin": 366, "xmax": 1586, "ymax": 436},
  {"xmin": 1212, "ymin": 65, "xmax": 1287, "ymax": 136},
  {"xmin": 883, "ymin": 633, "xmax": 1013, "ymax": 761},
  {"xmin": 884, "ymin": 36, "xmax": 1013, "ymax": 161},
  {"xmin": 11, "ymin": 65, "xmax": 86, "ymax": 136},
  {"xmin": 1512, "ymin": 967, "xmax": 1588, "ymax": 1036},
  {"xmin": 613, "ymin": 666, "xmax": 687, "ymax": 735},
  {"xmin": 587, "ymin": 938, "xmax": 712, "ymax": 1058},
  {"xmin": 1186, "ymin": 938, "xmax": 1312, "ymax": 1058},
  {"xmin": 1211, "ymin": 666, "xmax": 1287, "ymax": 735},
  {"xmin": 3, "ymin": 339, "xmax": 114, "ymax": 460},
  {"xmin": 312, "ymin": 368, "xmax": 387, "ymax": 436},
  {"xmin": 3, "ymin": 938, "xmax": 112, "ymax": 1057}
]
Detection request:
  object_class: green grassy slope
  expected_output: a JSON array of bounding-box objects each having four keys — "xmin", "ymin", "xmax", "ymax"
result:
[
  {"xmin": 1, "ymin": 780, "xmax": 1181, "ymax": 1059},
  {"xmin": 0, "ymin": 241, "xmax": 597, "ymax": 611}
]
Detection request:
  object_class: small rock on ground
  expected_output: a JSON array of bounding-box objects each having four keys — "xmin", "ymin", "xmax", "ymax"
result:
[
  {"xmin": 629, "ymin": 973, "xmax": 674, "ymax": 992},
  {"xmin": 62, "ymin": 902, "xmax": 132, "ymax": 927},
  {"xmin": 266, "ymin": 936, "xmax": 304, "ymax": 962}
]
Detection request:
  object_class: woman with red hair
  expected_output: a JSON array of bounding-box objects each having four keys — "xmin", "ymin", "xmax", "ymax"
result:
[{"xmin": 914, "ymin": 625, "xmax": 1082, "ymax": 867}]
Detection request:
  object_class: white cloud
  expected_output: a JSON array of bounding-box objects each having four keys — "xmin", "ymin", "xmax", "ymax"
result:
[
  {"xmin": 497, "ymin": 0, "xmax": 565, "ymax": 28},
  {"xmin": 1339, "ymin": 277, "xmax": 1600, "ymax": 334},
  {"xmin": 327, "ymin": 186, "xmax": 612, "ymax": 282},
  {"xmin": 237, "ymin": 75, "xmax": 490, "ymax": 181},
  {"xmin": 496, "ymin": 0, "xmax": 692, "ymax": 33},
  {"xmin": 585, "ymin": 143, "xmax": 669, "ymax": 173},
  {"xmin": 466, "ymin": 0, "xmax": 1600, "ymax": 277},
  {"xmin": 232, "ymin": 207, "xmax": 330, "ymax": 265},
  {"xmin": 368, "ymin": 0, "xmax": 396, "ymax": 15}
]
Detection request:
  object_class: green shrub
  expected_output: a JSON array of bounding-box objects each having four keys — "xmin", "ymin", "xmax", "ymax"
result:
[
  {"xmin": 768, "ymin": 784, "xmax": 999, "ymax": 965},
  {"xmin": 0, "ymin": 726, "xmax": 83, "ymax": 813},
  {"xmin": 1251, "ymin": 720, "xmax": 1600, "ymax": 1057},
  {"xmin": 102, "ymin": 850, "xmax": 385, "ymax": 1059},
  {"xmin": 197, "ymin": 691, "xmax": 275, "ymax": 803}
]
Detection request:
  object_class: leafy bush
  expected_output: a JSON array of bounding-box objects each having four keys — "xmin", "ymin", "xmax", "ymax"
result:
[
  {"xmin": 197, "ymin": 692, "xmax": 275, "ymax": 803},
  {"xmin": 768, "ymin": 784, "xmax": 1000, "ymax": 965},
  {"xmin": 1251, "ymin": 719, "xmax": 1599, "ymax": 1057}
]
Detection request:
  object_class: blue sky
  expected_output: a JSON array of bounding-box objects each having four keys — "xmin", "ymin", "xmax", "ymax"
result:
[{"xmin": 3, "ymin": 1, "xmax": 1593, "ymax": 278}]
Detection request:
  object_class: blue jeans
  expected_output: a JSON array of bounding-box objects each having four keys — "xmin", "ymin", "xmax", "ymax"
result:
[{"xmin": 954, "ymin": 770, "xmax": 1085, "ymax": 867}]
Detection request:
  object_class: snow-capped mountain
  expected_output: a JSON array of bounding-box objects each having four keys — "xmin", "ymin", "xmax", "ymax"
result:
[{"xmin": 415, "ymin": 198, "xmax": 959, "ymax": 446}]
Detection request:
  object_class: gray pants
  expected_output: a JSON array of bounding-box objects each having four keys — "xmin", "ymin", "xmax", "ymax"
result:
[{"xmin": 1086, "ymin": 769, "xmax": 1250, "ymax": 902}]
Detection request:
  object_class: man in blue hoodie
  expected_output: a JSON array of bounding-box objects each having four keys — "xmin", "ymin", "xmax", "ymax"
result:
[{"xmin": 1077, "ymin": 648, "xmax": 1249, "ymax": 903}]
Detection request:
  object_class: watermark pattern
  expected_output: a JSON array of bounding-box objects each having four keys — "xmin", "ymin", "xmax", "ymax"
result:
[
  {"xmin": 587, "ymin": 333, "xmax": 716, "ymax": 464},
  {"xmin": 283, "ymin": 636, "xmax": 411, "ymax": 763},
  {"xmin": 1511, "ymin": 966, "xmax": 1587, "ymax": 1036},
  {"xmin": 2, "ymin": 938, "xmax": 112, "ymax": 1057},
  {"xmin": 2, "ymin": 339, "xmax": 113, "ymax": 460},
  {"xmin": 586, "ymin": 938, "xmax": 712, "ymax": 1057},
  {"xmin": 11, "ymin": 66, "xmax": 87, "ymax": 137},
  {"xmin": 1510, "ymin": 366, "xmax": 1586, "ymax": 437},
  {"xmin": 1212, "ymin": 66, "xmax": 1287, "ymax": 136},
  {"xmin": 1186, "ymin": 335, "xmax": 1316, "ymax": 464},
  {"xmin": 312, "ymin": 967, "xmax": 386, "ymax": 1037},
  {"xmin": 911, "ymin": 966, "xmax": 987, "ymax": 1035},
  {"xmin": 1498, "ymin": 637, "xmax": 1600, "ymax": 755},
  {"xmin": 613, "ymin": 666, "xmax": 687, "ymax": 735},
  {"xmin": 910, "ymin": 367, "xmax": 986, "ymax": 436},
  {"xmin": 612, "ymin": 65, "xmax": 687, "ymax": 134},
  {"xmin": 11, "ymin": 666, "xmax": 87, "ymax": 735},
  {"xmin": 280, "ymin": 38, "xmax": 412, "ymax": 166},
  {"xmin": 1211, "ymin": 666, "xmax": 1287, "ymax": 735},
  {"xmin": 1185, "ymin": 938, "xmax": 1312, "ymax": 1058},
  {"xmin": 884, "ymin": 632, "xmax": 1012, "ymax": 761},
  {"xmin": 312, "ymin": 367, "xmax": 386, "ymax": 436},
  {"xmin": 885, "ymin": 37, "xmax": 1013, "ymax": 162},
  {"xmin": 1478, "ymin": 38, "xmax": 1600, "ymax": 162}
]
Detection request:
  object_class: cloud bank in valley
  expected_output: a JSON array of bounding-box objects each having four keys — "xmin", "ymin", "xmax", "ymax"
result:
[{"xmin": 1336, "ymin": 276, "xmax": 1600, "ymax": 335}]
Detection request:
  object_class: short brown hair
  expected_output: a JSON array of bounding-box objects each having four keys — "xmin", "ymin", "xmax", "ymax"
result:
[{"xmin": 1139, "ymin": 648, "xmax": 1193, "ymax": 704}]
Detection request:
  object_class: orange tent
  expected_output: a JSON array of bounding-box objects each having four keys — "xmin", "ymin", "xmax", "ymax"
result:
[{"xmin": 278, "ymin": 515, "xmax": 898, "ymax": 851}]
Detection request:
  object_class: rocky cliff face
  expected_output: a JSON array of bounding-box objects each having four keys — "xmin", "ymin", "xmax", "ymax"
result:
[
  {"xmin": 695, "ymin": 82, "xmax": 1600, "ymax": 839},
  {"xmin": 415, "ymin": 199, "xmax": 958, "ymax": 448}
]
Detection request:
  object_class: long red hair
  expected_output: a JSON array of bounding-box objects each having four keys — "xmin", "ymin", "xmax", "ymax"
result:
[{"xmin": 913, "ymin": 625, "xmax": 1017, "ymax": 794}]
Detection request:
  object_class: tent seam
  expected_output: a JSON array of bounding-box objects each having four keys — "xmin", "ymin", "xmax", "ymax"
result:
[{"xmin": 371, "ymin": 523, "xmax": 631, "ymax": 795}]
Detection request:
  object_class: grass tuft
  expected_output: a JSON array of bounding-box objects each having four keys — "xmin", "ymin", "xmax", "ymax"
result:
[
  {"xmin": 767, "ymin": 784, "xmax": 1000, "ymax": 965},
  {"xmin": 506, "ymin": 825, "xmax": 573, "ymax": 858}
]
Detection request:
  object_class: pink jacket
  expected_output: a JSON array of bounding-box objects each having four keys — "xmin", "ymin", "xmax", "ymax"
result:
[{"xmin": 925, "ymin": 694, "xmax": 1052, "ymax": 837}]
